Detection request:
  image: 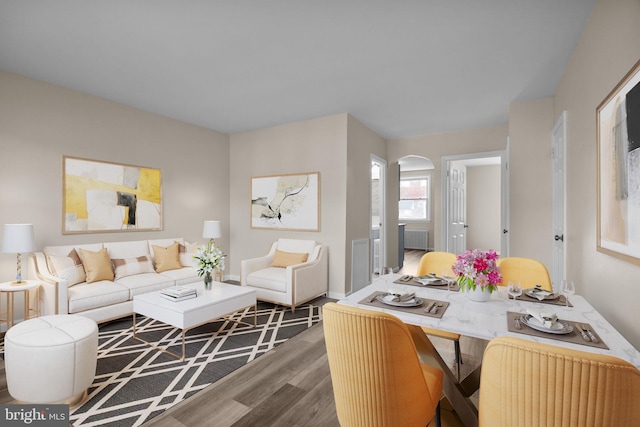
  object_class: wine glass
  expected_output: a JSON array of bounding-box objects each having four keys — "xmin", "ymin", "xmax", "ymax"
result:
[
  {"xmin": 442, "ymin": 268, "xmax": 455, "ymax": 297},
  {"xmin": 560, "ymin": 280, "xmax": 575, "ymax": 309},
  {"xmin": 507, "ymin": 281, "xmax": 522, "ymax": 302}
]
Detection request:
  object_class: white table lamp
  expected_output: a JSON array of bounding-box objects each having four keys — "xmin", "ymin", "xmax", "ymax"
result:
[
  {"xmin": 2, "ymin": 223, "xmax": 35, "ymax": 284},
  {"xmin": 202, "ymin": 220, "xmax": 221, "ymax": 245}
]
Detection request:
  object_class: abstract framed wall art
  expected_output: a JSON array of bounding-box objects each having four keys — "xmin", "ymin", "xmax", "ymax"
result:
[
  {"xmin": 251, "ymin": 172, "xmax": 320, "ymax": 231},
  {"xmin": 63, "ymin": 156, "xmax": 162, "ymax": 234},
  {"xmin": 597, "ymin": 59, "xmax": 640, "ymax": 265}
]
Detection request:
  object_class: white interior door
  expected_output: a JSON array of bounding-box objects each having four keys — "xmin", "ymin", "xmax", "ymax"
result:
[
  {"xmin": 448, "ymin": 161, "xmax": 467, "ymax": 254},
  {"xmin": 551, "ymin": 112, "xmax": 567, "ymax": 292},
  {"xmin": 501, "ymin": 139, "xmax": 510, "ymax": 257}
]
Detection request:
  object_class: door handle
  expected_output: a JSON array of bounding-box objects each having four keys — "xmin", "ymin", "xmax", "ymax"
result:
[
  {"xmin": 554, "ymin": 234, "xmax": 564, "ymax": 242},
  {"xmin": 503, "ymin": 229, "xmax": 508, "ymax": 234},
  {"xmin": 463, "ymin": 224, "xmax": 469, "ymax": 228}
]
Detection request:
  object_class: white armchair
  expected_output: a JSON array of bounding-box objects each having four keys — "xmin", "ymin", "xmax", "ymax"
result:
[{"xmin": 241, "ymin": 238, "xmax": 328, "ymax": 312}]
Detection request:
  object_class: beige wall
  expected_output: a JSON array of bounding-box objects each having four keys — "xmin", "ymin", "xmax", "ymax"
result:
[
  {"xmin": 346, "ymin": 115, "xmax": 388, "ymax": 289},
  {"xmin": 508, "ymin": 97, "xmax": 554, "ymax": 268},
  {"xmin": 387, "ymin": 125, "xmax": 508, "ymax": 251},
  {"xmin": 229, "ymin": 114, "xmax": 349, "ymax": 296},
  {"xmin": 0, "ymin": 70, "xmax": 230, "ymax": 281},
  {"xmin": 554, "ymin": 0, "xmax": 640, "ymax": 348},
  {"xmin": 467, "ymin": 165, "xmax": 501, "ymax": 251}
]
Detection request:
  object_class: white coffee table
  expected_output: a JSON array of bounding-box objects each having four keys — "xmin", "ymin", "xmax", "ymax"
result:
[{"xmin": 133, "ymin": 281, "xmax": 257, "ymax": 360}]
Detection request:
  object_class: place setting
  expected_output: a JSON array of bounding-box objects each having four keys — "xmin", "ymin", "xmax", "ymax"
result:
[
  {"xmin": 393, "ymin": 273, "xmax": 460, "ymax": 292},
  {"xmin": 510, "ymin": 283, "xmax": 572, "ymax": 307},
  {"xmin": 507, "ymin": 308, "xmax": 608, "ymax": 349},
  {"xmin": 358, "ymin": 288, "xmax": 449, "ymax": 318}
]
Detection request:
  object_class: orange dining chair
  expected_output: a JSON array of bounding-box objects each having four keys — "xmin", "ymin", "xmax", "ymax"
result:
[
  {"xmin": 322, "ymin": 302, "xmax": 443, "ymax": 427},
  {"xmin": 416, "ymin": 251, "xmax": 463, "ymax": 380},
  {"xmin": 497, "ymin": 256, "xmax": 553, "ymax": 291},
  {"xmin": 479, "ymin": 336, "xmax": 640, "ymax": 427}
]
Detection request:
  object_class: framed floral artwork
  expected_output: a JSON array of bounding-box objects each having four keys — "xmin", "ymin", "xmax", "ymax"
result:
[
  {"xmin": 597, "ymin": 59, "xmax": 640, "ymax": 265},
  {"xmin": 62, "ymin": 156, "xmax": 162, "ymax": 234},
  {"xmin": 251, "ymin": 172, "xmax": 320, "ymax": 231}
]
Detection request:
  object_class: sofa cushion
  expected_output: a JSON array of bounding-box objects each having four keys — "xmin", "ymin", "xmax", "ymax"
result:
[
  {"xmin": 103, "ymin": 240, "xmax": 150, "ymax": 259},
  {"xmin": 271, "ymin": 249, "xmax": 308, "ymax": 268},
  {"xmin": 79, "ymin": 248, "xmax": 114, "ymax": 283},
  {"xmin": 247, "ymin": 268, "xmax": 288, "ymax": 292},
  {"xmin": 68, "ymin": 281, "xmax": 129, "ymax": 314},
  {"xmin": 114, "ymin": 272, "xmax": 174, "ymax": 298},
  {"xmin": 112, "ymin": 255, "xmax": 154, "ymax": 280},
  {"xmin": 152, "ymin": 242, "xmax": 183, "ymax": 272},
  {"xmin": 47, "ymin": 249, "xmax": 86, "ymax": 287},
  {"xmin": 158, "ymin": 267, "xmax": 200, "ymax": 286}
]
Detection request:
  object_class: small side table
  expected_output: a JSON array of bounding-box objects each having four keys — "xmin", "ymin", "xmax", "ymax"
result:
[{"xmin": 0, "ymin": 280, "xmax": 41, "ymax": 332}]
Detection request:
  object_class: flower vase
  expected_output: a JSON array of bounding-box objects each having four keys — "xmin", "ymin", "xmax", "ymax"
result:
[
  {"xmin": 465, "ymin": 285, "xmax": 491, "ymax": 302},
  {"xmin": 204, "ymin": 273, "xmax": 213, "ymax": 290}
]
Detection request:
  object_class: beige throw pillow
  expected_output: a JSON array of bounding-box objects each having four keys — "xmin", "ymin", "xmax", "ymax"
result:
[
  {"xmin": 178, "ymin": 241, "xmax": 199, "ymax": 267},
  {"xmin": 153, "ymin": 242, "xmax": 182, "ymax": 272},
  {"xmin": 271, "ymin": 249, "xmax": 309, "ymax": 268},
  {"xmin": 47, "ymin": 248, "xmax": 86, "ymax": 287},
  {"xmin": 79, "ymin": 248, "xmax": 114, "ymax": 283}
]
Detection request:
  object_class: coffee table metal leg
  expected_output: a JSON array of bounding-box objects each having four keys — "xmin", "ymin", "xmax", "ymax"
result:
[{"xmin": 132, "ymin": 312, "xmax": 186, "ymax": 361}]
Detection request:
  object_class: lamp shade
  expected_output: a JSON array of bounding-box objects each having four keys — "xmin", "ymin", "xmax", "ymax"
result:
[
  {"xmin": 1, "ymin": 224, "xmax": 35, "ymax": 254},
  {"xmin": 202, "ymin": 221, "xmax": 221, "ymax": 239}
]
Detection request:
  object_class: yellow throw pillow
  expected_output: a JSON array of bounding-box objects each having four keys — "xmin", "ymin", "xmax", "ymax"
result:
[
  {"xmin": 79, "ymin": 248, "xmax": 114, "ymax": 283},
  {"xmin": 153, "ymin": 242, "xmax": 182, "ymax": 272},
  {"xmin": 271, "ymin": 249, "xmax": 309, "ymax": 268}
]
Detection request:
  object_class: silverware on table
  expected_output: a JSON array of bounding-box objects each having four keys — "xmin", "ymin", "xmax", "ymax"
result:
[
  {"xmin": 514, "ymin": 318, "xmax": 521, "ymax": 330},
  {"xmin": 368, "ymin": 294, "xmax": 378, "ymax": 302},
  {"xmin": 583, "ymin": 324, "xmax": 599, "ymax": 343},
  {"xmin": 424, "ymin": 302, "xmax": 434, "ymax": 312},
  {"xmin": 430, "ymin": 302, "xmax": 443, "ymax": 314},
  {"xmin": 576, "ymin": 324, "xmax": 591, "ymax": 342}
]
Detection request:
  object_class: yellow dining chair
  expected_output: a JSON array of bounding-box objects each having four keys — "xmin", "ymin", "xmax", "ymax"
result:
[
  {"xmin": 497, "ymin": 256, "xmax": 553, "ymax": 291},
  {"xmin": 479, "ymin": 336, "xmax": 640, "ymax": 427},
  {"xmin": 416, "ymin": 251, "xmax": 463, "ymax": 380},
  {"xmin": 322, "ymin": 302, "xmax": 443, "ymax": 427}
]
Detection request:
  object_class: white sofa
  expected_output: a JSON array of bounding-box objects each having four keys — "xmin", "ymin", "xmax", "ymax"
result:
[
  {"xmin": 241, "ymin": 238, "xmax": 328, "ymax": 312},
  {"xmin": 30, "ymin": 238, "xmax": 200, "ymax": 323}
]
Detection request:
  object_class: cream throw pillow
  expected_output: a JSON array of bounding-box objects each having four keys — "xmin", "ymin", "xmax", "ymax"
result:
[
  {"xmin": 79, "ymin": 248, "xmax": 114, "ymax": 283},
  {"xmin": 112, "ymin": 255, "xmax": 154, "ymax": 280},
  {"xmin": 178, "ymin": 241, "xmax": 199, "ymax": 267},
  {"xmin": 271, "ymin": 249, "xmax": 309, "ymax": 268},
  {"xmin": 153, "ymin": 242, "xmax": 182, "ymax": 272},
  {"xmin": 47, "ymin": 248, "xmax": 86, "ymax": 287}
]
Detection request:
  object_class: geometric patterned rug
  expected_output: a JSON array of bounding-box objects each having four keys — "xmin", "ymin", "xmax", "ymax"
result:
[{"xmin": 69, "ymin": 300, "xmax": 326, "ymax": 427}]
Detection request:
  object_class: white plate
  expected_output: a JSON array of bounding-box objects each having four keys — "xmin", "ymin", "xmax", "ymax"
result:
[
  {"xmin": 524, "ymin": 288, "xmax": 559, "ymax": 300},
  {"xmin": 377, "ymin": 294, "xmax": 424, "ymax": 307},
  {"xmin": 520, "ymin": 314, "xmax": 573, "ymax": 335},
  {"xmin": 415, "ymin": 277, "xmax": 448, "ymax": 286}
]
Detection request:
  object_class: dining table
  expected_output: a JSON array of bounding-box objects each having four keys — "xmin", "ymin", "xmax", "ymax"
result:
[{"xmin": 339, "ymin": 273, "xmax": 640, "ymax": 427}]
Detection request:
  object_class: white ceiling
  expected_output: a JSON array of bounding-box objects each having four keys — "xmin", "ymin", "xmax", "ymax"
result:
[{"xmin": 0, "ymin": 1, "xmax": 595, "ymax": 139}]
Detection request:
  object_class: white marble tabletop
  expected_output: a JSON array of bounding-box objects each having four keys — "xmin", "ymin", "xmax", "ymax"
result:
[{"xmin": 340, "ymin": 274, "xmax": 640, "ymax": 369}]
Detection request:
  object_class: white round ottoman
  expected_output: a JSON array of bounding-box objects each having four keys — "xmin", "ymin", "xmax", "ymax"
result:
[{"xmin": 4, "ymin": 314, "xmax": 98, "ymax": 407}]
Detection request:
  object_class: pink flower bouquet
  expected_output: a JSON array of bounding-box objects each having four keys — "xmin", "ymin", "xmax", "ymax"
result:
[{"xmin": 452, "ymin": 249, "xmax": 502, "ymax": 293}]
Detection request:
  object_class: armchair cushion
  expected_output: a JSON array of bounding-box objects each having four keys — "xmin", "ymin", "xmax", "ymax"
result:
[
  {"xmin": 271, "ymin": 250, "xmax": 308, "ymax": 267},
  {"xmin": 246, "ymin": 268, "xmax": 287, "ymax": 292}
]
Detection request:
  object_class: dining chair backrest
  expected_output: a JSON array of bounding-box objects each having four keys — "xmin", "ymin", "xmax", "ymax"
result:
[
  {"xmin": 322, "ymin": 302, "xmax": 443, "ymax": 427},
  {"xmin": 479, "ymin": 336, "xmax": 640, "ymax": 427},
  {"xmin": 416, "ymin": 251, "xmax": 457, "ymax": 277},
  {"xmin": 497, "ymin": 256, "xmax": 553, "ymax": 291}
]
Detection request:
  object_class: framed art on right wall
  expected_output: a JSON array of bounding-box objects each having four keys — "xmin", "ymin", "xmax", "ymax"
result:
[{"xmin": 597, "ymin": 59, "xmax": 640, "ymax": 265}]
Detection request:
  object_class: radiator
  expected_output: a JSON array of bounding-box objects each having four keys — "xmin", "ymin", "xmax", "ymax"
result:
[{"xmin": 405, "ymin": 229, "xmax": 428, "ymax": 250}]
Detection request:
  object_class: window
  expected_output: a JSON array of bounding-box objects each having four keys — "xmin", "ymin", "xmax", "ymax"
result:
[{"xmin": 399, "ymin": 177, "xmax": 430, "ymax": 220}]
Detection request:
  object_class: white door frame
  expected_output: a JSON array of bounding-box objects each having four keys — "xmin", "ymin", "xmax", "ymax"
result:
[
  {"xmin": 441, "ymin": 149, "xmax": 509, "ymax": 255},
  {"xmin": 371, "ymin": 154, "xmax": 387, "ymax": 274},
  {"xmin": 551, "ymin": 111, "xmax": 567, "ymax": 291}
]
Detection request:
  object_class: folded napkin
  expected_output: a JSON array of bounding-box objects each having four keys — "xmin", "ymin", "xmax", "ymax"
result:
[
  {"xmin": 387, "ymin": 289, "xmax": 415, "ymax": 302},
  {"xmin": 526, "ymin": 308, "xmax": 557, "ymax": 328},
  {"xmin": 529, "ymin": 285, "xmax": 554, "ymax": 301}
]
